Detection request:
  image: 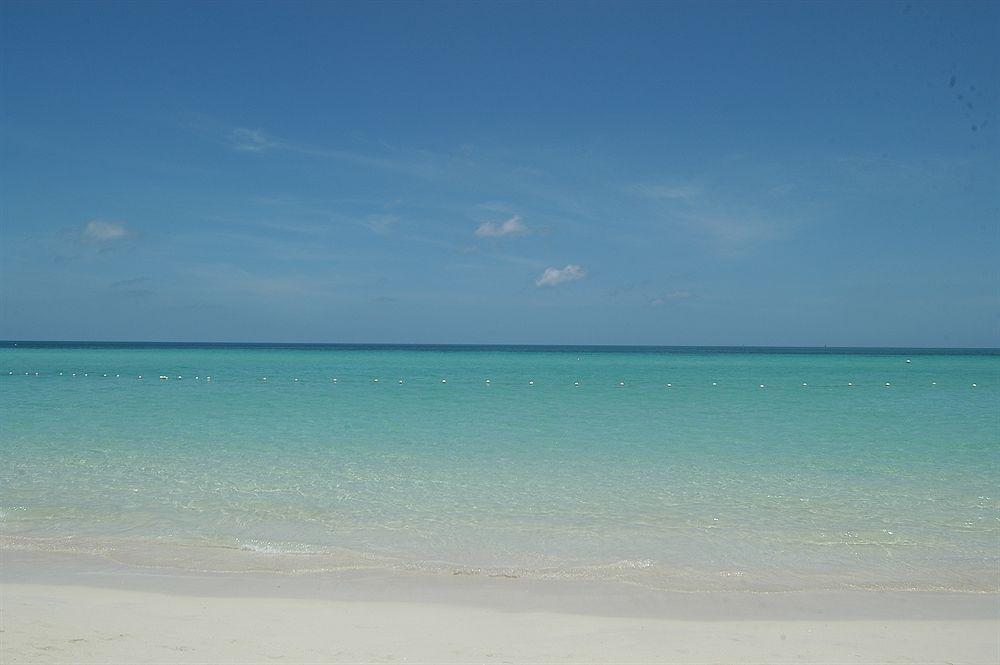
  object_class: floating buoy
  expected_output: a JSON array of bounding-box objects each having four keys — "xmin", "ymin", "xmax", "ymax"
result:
[
  {"xmin": 59, "ymin": 372, "xmax": 63, "ymax": 375},
  {"xmin": 885, "ymin": 382, "xmax": 891, "ymax": 387},
  {"xmin": 261, "ymin": 377, "xmax": 267, "ymax": 382},
  {"xmin": 103, "ymin": 373, "xmax": 107, "ymax": 377},
  {"xmin": 138, "ymin": 375, "xmax": 143, "ymax": 380},
  {"xmin": 331, "ymin": 378, "xmax": 338, "ymax": 383},
  {"xmin": 373, "ymin": 378, "xmax": 379, "ymax": 383},
  {"xmin": 759, "ymin": 384, "xmax": 765, "ymax": 388},
  {"xmin": 159, "ymin": 375, "xmax": 168, "ymax": 380},
  {"xmin": 398, "ymin": 379, "xmax": 404, "ymax": 384},
  {"xmin": 848, "ymin": 382, "xmax": 853, "ymax": 386},
  {"xmin": 294, "ymin": 378, "xmax": 300, "ymax": 382},
  {"xmin": 574, "ymin": 381, "xmax": 580, "ymax": 387},
  {"xmin": 441, "ymin": 379, "xmax": 447, "ymax": 383},
  {"xmin": 485, "ymin": 379, "xmax": 491, "ymax": 384},
  {"xmin": 528, "ymin": 380, "xmax": 534, "ymax": 385},
  {"xmin": 802, "ymin": 383, "xmax": 808, "ymax": 387},
  {"xmin": 972, "ymin": 383, "xmax": 978, "ymax": 388},
  {"xmin": 206, "ymin": 376, "xmax": 212, "ymax": 381},
  {"xmin": 712, "ymin": 382, "xmax": 717, "ymax": 386},
  {"xmin": 931, "ymin": 382, "xmax": 936, "ymax": 385},
  {"xmin": 666, "ymin": 383, "xmax": 672, "ymax": 388},
  {"xmin": 906, "ymin": 359, "xmax": 912, "ymax": 364},
  {"xmin": 619, "ymin": 381, "xmax": 625, "ymax": 386},
  {"xmin": 115, "ymin": 374, "xmax": 120, "ymax": 378}
]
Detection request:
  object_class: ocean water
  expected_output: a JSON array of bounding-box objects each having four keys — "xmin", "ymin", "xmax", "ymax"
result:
[{"xmin": 1, "ymin": 343, "xmax": 997, "ymax": 592}]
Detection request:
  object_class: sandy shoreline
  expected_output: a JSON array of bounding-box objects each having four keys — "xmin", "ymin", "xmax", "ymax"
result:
[{"xmin": 2, "ymin": 550, "xmax": 998, "ymax": 664}]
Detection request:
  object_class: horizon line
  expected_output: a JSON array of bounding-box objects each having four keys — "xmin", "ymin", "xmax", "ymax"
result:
[{"xmin": 3, "ymin": 340, "xmax": 999, "ymax": 353}]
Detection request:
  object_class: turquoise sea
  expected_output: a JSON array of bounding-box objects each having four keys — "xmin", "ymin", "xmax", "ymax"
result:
[{"xmin": 2, "ymin": 343, "xmax": 997, "ymax": 592}]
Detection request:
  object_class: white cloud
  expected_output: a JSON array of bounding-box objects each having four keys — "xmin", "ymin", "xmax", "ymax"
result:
[
  {"xmin": 475, "ymin": 215, "xmax": 529, "ymax": 238},
  {"xmin": 83, "ymin": 220, "xmax": 131, "ymax": 242},
  {"xmin": 535, "ymin": 264, "xmax": 586, "ymax": 287}
]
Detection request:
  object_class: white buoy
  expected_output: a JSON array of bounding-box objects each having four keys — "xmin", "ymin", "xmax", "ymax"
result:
[
  {"xmin": 294, "ymin": 378, "xmax": 299, "ymax": 382},
  {"xmin": 398, "ymin": 379, "xmax": 404, "ymax": 384},
  {"xmin": 619, "ymin": 381, "xmax": 625, "ymax": 386},
  {"xmin": 885, "ymin": 382, "xmax": 891, "ymax": 387},
  {"xmin": 712, "ymin": 382, "xmax": 717, "ymax": 386},
  {"xmin": 138, "ymin": 375, "xmax": 143, "ymax": 380},
  {"xmin": 373, "ymin": 378, "xmax": 379, "ymax": 383},
  {"xmin": 159, "ymin": 375, "xmax": 168, "ymax": 380},
  {"xmin": 906, "ymin": 359, "xmax": 912, "ymax": 364},
  {"xmin": 72, "ymin": 373, "xmax": 76, "ymax": 376},
  {"xmin": 59, "ymin": 372, "xmax": 63, "ymax": 375},
  {"xmin": 666, "ymin": 383, "xmax": 672, "ymax": 388},
  {"xmin": 115, "ymin": 374, "xmax": 120, "ymax": 378},
  {"xmin": 441, "ymin": 379, "xmax": 447, "ymax": 383},
  {"xmin": 177, "ymin": 376, "xmax": 182, "ymax": 380},
  {"xmin": 261, "ymin": 377, "xmax": 267, "ymax": 382},
  {"xmin": 848, "ymin": 382, "xmax": 853, "ymax": 386},
  {"xmin": 206, "ymin": 376, "xmax": 211, "ymax": 381},
  {"xmin": 528, "ymin": 380, "xmax": 534, "ymax": 385},
  {"xmin": 931, "ymin": 382, "xmax": 936, "ymax": 385},
  {"xmin": 331, "ymin": 378, "xmax": 338, "ymax": 383},
  {"xmin": 972, "ymin": 383, "xmax": 978, "ymax": 388},
  {"xmin": 485, "ymin": 379, "xmax": 491, "ymax": 384},
  {"xmin": 103, "ymin": 373, "xmax": 107, "ymax": 377},
  {"xmin": 574, "ymin": 381, "xmax": 580, "ymax": 387},
  {"xmin": 759, "ymin": 384, "xmax": 765, "ymax": 388},
  {"xmin": 802, "ymin": 383, "xmax": 808, "ymax": 387}
]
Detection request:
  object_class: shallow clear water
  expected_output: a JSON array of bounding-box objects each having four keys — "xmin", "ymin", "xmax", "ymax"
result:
[{"xmin": 2, "ymin": 343, "xmax": 997, "ymax": 591}]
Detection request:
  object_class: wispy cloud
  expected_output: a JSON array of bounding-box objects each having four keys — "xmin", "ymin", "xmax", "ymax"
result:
[
  {"xmin": 110, "ymin": 276, "xmax": 149, "ymax": 289},
  {"xmin": 226, "ymin": 126, "xmax": 438, "ymax": 178},
  {"xmin": 475, "ymin": 215, "xmax": 529, "ymax": 238},
  {"xmin": 363, "ymin": 214, "xmax": 400, "ymax": 235},
  {"xmin": 535, "ymin": 264, "xmax": 586, "ymax": 287},
  {"xmin": 230, "ymin": 128, "xmax": 274, "ymax": 152},
  {"xmin": 629, "ymin": 182, "xmax": 703, "ymax": 201},
  {"xmin": 108, "ymin": 276, "xmax": 153, "ymax": 299},
  {"xmin": 82, "ymin": 220, "xmax": 133, "ymax": 243},
  {"xmin": 649, "ymin": 290, "xmax": 691, "ymax": 306},
  {"xmin": 186, "ymin": 263, "xmax": 330, "ymax": 298},
  {"xmin": 684, "ymin": 214, "xmax": 785, "ymax": 253}
]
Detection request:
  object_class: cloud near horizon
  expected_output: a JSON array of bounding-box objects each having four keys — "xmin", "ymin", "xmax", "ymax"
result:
[
  {"xmin": 475, "ymin": 215, "xmax": 529, "ymax": 238},
  {"xmin": 535, "ymin": 264, "xmax": 586, "ymax": 287}
]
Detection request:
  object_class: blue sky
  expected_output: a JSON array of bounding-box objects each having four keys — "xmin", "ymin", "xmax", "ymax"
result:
[{"xmin": 1, "ymin": 1, "xmax": 997, "ymax": 346}]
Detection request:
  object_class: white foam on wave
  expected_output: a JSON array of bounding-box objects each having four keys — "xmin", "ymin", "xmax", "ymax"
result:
[{"xmin": 234, "ymin": 538, "xmax": 318, "ymax": 555}]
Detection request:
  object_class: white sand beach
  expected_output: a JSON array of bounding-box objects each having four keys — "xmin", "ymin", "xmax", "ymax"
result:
[{"xmin": 2, "ymin": 551, "xmax": 997, "ymax": 664}]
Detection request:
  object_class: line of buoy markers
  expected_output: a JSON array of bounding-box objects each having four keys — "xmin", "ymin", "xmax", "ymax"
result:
[{"xmin": 0, "ymin": 372, "xmax": 986, "ymax": 388}]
